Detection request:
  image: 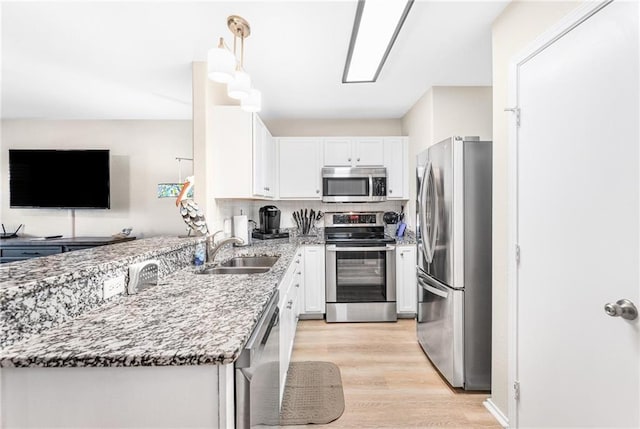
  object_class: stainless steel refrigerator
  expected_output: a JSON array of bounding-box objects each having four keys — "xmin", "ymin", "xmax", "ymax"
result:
[{"xmin": 416, "ymin": 136, "xmax": 492, "ymax": 390}]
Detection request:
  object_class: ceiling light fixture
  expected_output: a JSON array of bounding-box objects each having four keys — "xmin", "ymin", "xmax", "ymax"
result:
[
  {"xmin": 343, "ymin": 0, "xmax": 414, "ymax": 83},
  {"xmin": 208, "ymin": 15, "xmax": 261, "ymax": 111}
]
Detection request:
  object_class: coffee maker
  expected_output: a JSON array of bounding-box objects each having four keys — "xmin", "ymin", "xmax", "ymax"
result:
[{"xmin": 252, "ymin": 205, "xmax": 289, "ymax": 240}]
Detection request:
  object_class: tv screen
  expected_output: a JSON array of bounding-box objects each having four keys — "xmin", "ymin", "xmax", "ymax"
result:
[{"xmin": 9, "ymin": 149, "xmax": 110, "ymax": 209}]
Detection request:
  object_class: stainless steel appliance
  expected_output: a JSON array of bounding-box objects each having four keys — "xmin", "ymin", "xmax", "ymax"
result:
[
  {"xmin": 325, "ymin": 212, "xmax": 397, "ymax": 322},
  {"xmin": 321, "ymin": 167, "xmax": 387, "ymax": 203},
  {"xmin": 235, "ymin": 292, "xmax": 280, "ymax": 428},
  {"xmin": 416, "ymin": 136, "xmax": 492, "ymax": 391}
]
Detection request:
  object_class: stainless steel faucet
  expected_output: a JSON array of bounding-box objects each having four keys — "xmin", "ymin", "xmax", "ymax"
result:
[{"xmin": 207, "ymin": 236, "xmax": 244, "ymax": 264}]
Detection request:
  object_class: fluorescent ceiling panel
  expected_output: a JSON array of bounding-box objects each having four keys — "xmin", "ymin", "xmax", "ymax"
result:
[{"xmin": 343, "ymin": 0, "xmax": 413, "ymax": 83}]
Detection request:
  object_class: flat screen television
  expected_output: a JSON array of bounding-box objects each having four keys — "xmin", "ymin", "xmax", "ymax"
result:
[{"xmin": 9, "ymin": 149, "xmax": 110, "ymax": 209}]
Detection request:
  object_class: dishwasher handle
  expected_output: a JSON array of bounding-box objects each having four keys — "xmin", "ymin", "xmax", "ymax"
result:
[
  {"xmin": 235, "ymin": 292, "xmax": 279, "ymax": 369},
  {"xmin": 260, "ymin": 307, "xmax": 279, "ymax": 346}
]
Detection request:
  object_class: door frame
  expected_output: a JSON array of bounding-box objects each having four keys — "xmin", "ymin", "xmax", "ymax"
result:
[{"xmin": 506, "ymin": 1, "xmax": 613, "ymax": 427}]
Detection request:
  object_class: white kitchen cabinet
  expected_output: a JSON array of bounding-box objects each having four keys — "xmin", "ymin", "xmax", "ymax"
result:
[
  {"xmin": 383, "ymin": 137, "xmax": 409, "ymax": 199},
  {"xmin": 211, "ymin": 106, "xmax": 274, "ymax": 199},
  {"xmin": 396, "ymin": 244, "xmax": 417, "ymax": 316},
  {"xmin": 278, "ymin": 251, "xmax": 303, "ymax": 403},
  {"xmin": 323, "ymin": 137, "xmax": 384, "ymax": 167},
  {"xmin": 302, "ymin": 245, "xmax": 325, "ymax": 316},
  {"xmin": 277, "ymin": 138, "xmax": 323, "ymax": 199},
  {"xmin": 253, "ymin": 116, "xmax": 275, "ymax": 198}
]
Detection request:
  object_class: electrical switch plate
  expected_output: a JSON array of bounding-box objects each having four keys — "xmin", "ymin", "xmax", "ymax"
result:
[{"xmin": 103, "ymin": 275, "xmax": 126, "ymax": 300}]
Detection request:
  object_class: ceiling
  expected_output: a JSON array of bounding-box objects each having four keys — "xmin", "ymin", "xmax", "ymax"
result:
[{"xmin": 1, "ymin": 1, "xmax": 509, "ymax": 121}]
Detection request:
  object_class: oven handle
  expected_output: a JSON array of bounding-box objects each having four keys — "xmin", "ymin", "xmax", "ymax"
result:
[{"xmin": 326, "ymin": 245, "xmax": 396, "ymax": 252}]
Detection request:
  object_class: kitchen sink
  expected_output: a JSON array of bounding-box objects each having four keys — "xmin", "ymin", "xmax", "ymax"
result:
[
  {"xmin": 220, "ymin": 256, "xmax": 279, "ymax": 268},
  {"xmin": 194, "ymin": 255, "xmax": 279, "ymax": 275},
  {"xmin": 196, "ymin": 266, "xmax": 271, "ymax": 275}
]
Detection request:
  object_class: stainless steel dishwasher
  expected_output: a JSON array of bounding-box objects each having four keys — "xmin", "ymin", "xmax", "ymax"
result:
[{"xmin": 235, "ymin": 291, "xmax": 280, "ymax": 429}]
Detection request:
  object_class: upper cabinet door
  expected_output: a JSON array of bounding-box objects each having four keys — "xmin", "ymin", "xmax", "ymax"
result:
[
  {"xmin": 353, "ymin": 138, "xmax": 384, "ymax": 166},
  {"xmin": 278, "ymin": 138, "xmax": 322, "ymax": 199},
  {"xmin": 323, "ymin": 138, "xmax": 384, "ymax": 167},
  {"xmin": 252, "ymin": 116, "xmax": 276, "ymax": 198},
  {"xmin": 264, "ymin": 128, "xmax": 276, "ymax": 198},
  {"xmin": 323, "ymin": 138, "xmax": 353, "ymax": 166},
  {"xmin": 253, "ymin": 116, "xmax": 266, "ymax": 197},
  {"xmin": 383, "ymin": 137, "xmax": 408, "ymax": 199}
]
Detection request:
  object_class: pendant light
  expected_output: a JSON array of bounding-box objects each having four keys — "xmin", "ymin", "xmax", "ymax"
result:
[
  {"xmin": 207, "ymin": 15, "xmax": 261, "ymax": 111},
  {"xmin": 207, "ymin": 38, "xmax": 236, "ymax": 83},
  {"xmin": 241, "ymin": 89, "xmax": 262, "ymax": 112}
]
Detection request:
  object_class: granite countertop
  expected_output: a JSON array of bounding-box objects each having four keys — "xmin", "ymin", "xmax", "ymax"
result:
[
  {"xmin": 0, "ymin": 236, "xmax": 199, "ymax": 297},
  {"xmin": 0, "ymin": 237, "xmax": 303, "ymax": 368},
  {"xmin": 395, "ymin": 229, "xmax": 417, "ymax": 245}
]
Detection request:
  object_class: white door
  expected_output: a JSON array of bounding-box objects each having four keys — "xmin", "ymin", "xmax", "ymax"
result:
[{"xmin": 512, "ymin": 2, "xmax": 639, "ymax": 427}]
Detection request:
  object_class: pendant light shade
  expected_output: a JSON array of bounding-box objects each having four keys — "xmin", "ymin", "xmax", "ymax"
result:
[
  {"xmin": 227, "ymin": 70, "xmax": 251, "ymax": 100},
  {"xmin": 208, "ymin": 16, "xmax": 263, "ymax": 107},
  {"xmin": 241, "ymin": 89, "xmax": 262, "ymax": 112},
  {"xmin": 207, "ymin": 40, "xmax": 236, "ymax": 83}
]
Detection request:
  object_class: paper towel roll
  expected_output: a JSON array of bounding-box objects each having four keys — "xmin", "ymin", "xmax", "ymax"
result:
[{"xmin": 233, "ymin": 215, "xmax": 249, "ymax": 245}]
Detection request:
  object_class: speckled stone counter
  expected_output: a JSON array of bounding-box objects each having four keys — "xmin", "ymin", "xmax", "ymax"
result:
[
  {"xmin": 0, "ymin": 238, "xmax": 304, "ymax": 367},
  {"xmin": 0, "ymin": 237, "xmax": 200, "ymax": 348},
  {"xmin": 396, "ymin": 229, "xmax": 417, "ymax": 245}
]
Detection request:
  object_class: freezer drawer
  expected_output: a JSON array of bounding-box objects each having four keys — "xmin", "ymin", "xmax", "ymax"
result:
[{"xmin": 417, "ymin": 274, "xmax": 464, "ymax": 388}]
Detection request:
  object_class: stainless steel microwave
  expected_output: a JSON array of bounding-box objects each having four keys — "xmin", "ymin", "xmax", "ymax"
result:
[{"xmin": 321, "ymin": 167, "xmax": 387, "ymax": 203}]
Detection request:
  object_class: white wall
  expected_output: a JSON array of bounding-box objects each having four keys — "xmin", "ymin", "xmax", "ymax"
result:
[
  {"xmin": 401, "ymin": 86, "xmax": 493, "ymax": 230},
  {"xmin": 490, "ymin": 0, "xmax": 583, "ymax": 416},
  {"xmin": 264, "ymin": 118, "xmax": 403, "ymax": 137},
  {"xmin": 0, "ymin": 120, "xmax": 193, "ymax": 238}
]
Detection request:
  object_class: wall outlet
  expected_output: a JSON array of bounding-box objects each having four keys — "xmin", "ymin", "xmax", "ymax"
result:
[{"xmin": 103, "ymin": 275, "xmax": 126, "ymax": 300}]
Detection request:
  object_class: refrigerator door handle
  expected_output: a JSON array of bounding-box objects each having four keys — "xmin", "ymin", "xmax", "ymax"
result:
[
  {"xmin": 418, "ymin": 276, "xmax": 449, "ymax": 299},
  {"xmin": 430, "ymin": 167, "xmax": 440, "ymax": 261},
  {"xmin": 419, "ymin": 161, "xmax": 435, "ymax": 262}
]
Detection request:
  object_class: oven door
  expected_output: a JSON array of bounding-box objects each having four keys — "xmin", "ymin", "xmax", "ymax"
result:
[{"xmin": 326, "ymin": 244, "xmax": 396, "ymax": 303}]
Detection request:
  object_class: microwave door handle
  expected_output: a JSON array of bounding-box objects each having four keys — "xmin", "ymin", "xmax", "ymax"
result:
[{"xmin": 369, "ymin": 175, "xmax": 374, "ymax": 198}]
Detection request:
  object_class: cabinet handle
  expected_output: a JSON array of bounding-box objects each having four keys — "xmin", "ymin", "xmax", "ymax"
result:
[
  {"xmin": 266, "ymin": 187, "xmax": 270, "ymax": 191},
  {"xmin": 297, "ymin": 253, "xmax": 302, "ymax": 257},
  {"xmin": 22, "ymin": 251, "xmax": 41, "ymax": 255},
  {"xmin": 389, "ymin": 189, "xmax": 393, "ymax": 194},
  {"xmin": 287, "ymin": 300, "xmax": 293, "ymax": 309},
  {"xmin": 357, "ymin": 158, "xmax": 360, "ymax": 162},
  {"xmin": 316, "ymin": 189, "xmax": 320, "ymax": 194},
  {"xmin": 296, "ymin": 259, "xmax": 300, "ymax": 264},
  {"xmin": 295, "ymin": 283, "xmax": 300, "ymax": 288},
  {"xmin": 348, "ymin": 158, "xmax": 352, "ymax": 162},
  {"xmin": 297, "ymin": 271, "xmax": 302, "ymax": 275}
]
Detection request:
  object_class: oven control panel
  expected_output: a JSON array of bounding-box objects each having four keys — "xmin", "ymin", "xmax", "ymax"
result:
[{"xmin": 325, "ymin": 212, "xmax": 383, "ymax": 227}]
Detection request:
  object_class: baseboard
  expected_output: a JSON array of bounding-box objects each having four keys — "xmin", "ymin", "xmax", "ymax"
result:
[
  {"xmin": 483, "ymin": 398, "xmax": 509, "ymax": 428},
  {"xmin": 397, "ymin": 312, "xmax": 416, "ymax": 319},
  {"xmin": 298, "ymin": 313, "xmax": 324, "ymax": 320}
]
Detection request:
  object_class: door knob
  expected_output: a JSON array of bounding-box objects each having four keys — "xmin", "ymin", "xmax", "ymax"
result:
[{"xmin": 604, "ymin": 299, "xmax": 638, "ymax": 320}]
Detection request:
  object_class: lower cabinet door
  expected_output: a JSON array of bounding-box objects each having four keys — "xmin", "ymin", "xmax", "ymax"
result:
[
  {"xmin": 396, "ymin": 245, "xmax": 417, "ymax": 314},
  {"xmin": 303, "ymin": 245, "xmax": 326, "ymax": 314}
]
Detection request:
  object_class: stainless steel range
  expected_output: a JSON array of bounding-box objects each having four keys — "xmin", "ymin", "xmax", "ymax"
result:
[{"xmin": 324, "ymin": 212, "xmax": 397, "ymax": 323}]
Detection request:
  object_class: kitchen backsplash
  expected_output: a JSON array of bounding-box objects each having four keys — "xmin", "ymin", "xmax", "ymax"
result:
[{"xmin": 214, "ymin": 200, "xmax": 406, "ymax": 236}]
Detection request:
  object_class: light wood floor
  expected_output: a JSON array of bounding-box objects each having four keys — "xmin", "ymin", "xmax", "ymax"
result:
[{"xmin": 286, "ymin": 319, "xmax": 500, "ymax": 429}]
